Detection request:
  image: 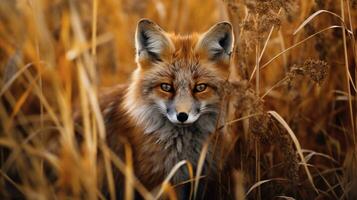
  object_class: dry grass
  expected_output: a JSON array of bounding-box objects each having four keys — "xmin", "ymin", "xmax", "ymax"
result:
[{"xmin": 1, "ymin": 0, "xmax": 356, "ymax": 199}]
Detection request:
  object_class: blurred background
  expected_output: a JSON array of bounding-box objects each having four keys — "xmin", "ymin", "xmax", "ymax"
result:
[{"xmin": 0, "ymin": 0, "xmax": 356, "ymax": 199}]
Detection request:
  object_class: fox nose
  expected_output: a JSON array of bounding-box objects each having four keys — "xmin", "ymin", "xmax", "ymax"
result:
[{"xmin": 177, "ymin": 112, "xmax": 188, "ymax": 122}]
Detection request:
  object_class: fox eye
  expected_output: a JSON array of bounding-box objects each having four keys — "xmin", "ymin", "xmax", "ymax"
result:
[
  {"xmin": 194, "ymin": 84, "xmax": 207, "ymax": 92},
  {"xmin": 160, "ymin": 83, "xmax": 173, "ymax": 92}
]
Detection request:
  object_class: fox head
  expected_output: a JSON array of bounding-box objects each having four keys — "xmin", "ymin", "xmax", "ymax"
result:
[{"xmin": 124, "ymin": 19, "xmax": 234, "ymax": 134}]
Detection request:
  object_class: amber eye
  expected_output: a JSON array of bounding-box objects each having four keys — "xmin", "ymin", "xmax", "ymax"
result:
[
  {"xmin": 195, "ymin": 84, "xmax": 207, "ymax": 92},
  {"xmin": 160, "ymin": 83, "xmax": 173, "ymax": 92}
]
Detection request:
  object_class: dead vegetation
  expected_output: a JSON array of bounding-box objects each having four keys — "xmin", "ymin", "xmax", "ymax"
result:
[{"xmin": 0, "ymin": 0, "xmax": 356, "ymax": 199}]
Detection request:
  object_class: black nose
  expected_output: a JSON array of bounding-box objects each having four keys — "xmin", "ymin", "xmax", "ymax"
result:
[{"xmin": 177, "ymin": 112, "xmax": 188, "ymax": 122}]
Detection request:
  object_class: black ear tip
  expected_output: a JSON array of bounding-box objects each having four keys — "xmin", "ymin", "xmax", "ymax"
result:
[
  {"xmin": 138, "ymin": 18, "xmax": 153, "ymax": 25},
  {"xmin": 137, "ymin": 18, "xmax": 162, "ymax": 33},
  {"xmin": 216, "ymin": 21, "xmax": 233, "ymax": 31},
  {"xmin": 137, "ymin": 18, "xmax": 156, "ymax": 29}
]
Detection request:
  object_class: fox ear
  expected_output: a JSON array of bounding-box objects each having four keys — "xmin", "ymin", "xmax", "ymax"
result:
[
  {"xmin": 196, "ymin": 22, "xmax": 234, "ymax": 63},
  {"xmin": 135, "ymin": 19, "xmax": 173, "ymax": 63}
]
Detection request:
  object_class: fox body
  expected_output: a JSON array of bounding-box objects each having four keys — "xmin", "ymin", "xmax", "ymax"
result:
[{"xmin": 94, "ymin": 19, "xmax": 235, "ymax": 199}]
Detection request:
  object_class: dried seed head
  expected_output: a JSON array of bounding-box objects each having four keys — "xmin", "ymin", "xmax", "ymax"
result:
[
  {"xmin": 305, "ymin": 60, "xmax": 329, "ymax": 84},
  {"xmin": 244, "ymin": 0, "xmax": 296, "ymax": 14},
  {"xmin": 256, "ymin": 2, "xmax": 270, "ymax": 14},
  {"xmin": 289, "ymin": 59, "xmax": 330, "ymax": 85},
  {"xmin": 250, "ymin": 113, "xmax": 300, "ymax": 183},
  {"xmin": 231, "ymin": 80, "xmax": 263, "ymax": 115},
  {"xmin": 240, "ymin": 19, "xmax": 255, "ymax": 32},
  {"xmin": 258, "ymin": 13, "xmax": 281, "ymax": 34}
]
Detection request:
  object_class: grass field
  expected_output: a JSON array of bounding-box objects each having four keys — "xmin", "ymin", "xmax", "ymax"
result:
[{"xmin": 0, "ymin": 0, "xmax": 356, "ymax": 199}]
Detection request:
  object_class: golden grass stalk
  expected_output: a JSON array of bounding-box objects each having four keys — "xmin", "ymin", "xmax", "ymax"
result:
[
  {"xmin": 193, "ymin": 141, "xmax": 209, "ymax": 199},
  {"xmin": 245, "ymin": 178, "xmax": 287, "ymax": 198},
  {"xmin": 107, "ymin": 146, "xmax": 154, "ymax": 200},
  {"xmin": 268, "ymin": 111, "xmax": 318, "ymax": 193},
  {"xmin": 340, "ymin": 0, "xmax": 356, "ymax": 145},
  {"xmin": 233, "ymin": 170, "xmax": 245, "ymax": 200},
  {"xmin": 275, "ymin": 196, "xmax": 296, "ymax": 200},
  {"xmin": 154, "ymin": 160, "xmax": 191, "ymax": 199}
]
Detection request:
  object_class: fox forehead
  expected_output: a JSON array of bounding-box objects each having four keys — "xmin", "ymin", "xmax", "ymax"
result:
[
  {"xmin": 140, "ymin": 33, "xmax": 227, "ymax": 80},
  {"xmin": 144, "ymin": 60, "xmax": 218, "ymax": 87},
  {"xmin": 168, "ymin": 33, "xmax": 200, "ymax": 60}
]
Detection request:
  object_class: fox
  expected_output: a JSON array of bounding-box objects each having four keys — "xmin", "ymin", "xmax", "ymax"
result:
[{"xmin": 82, "ymin": 19, "xmax": 236, "ymax": 199}]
